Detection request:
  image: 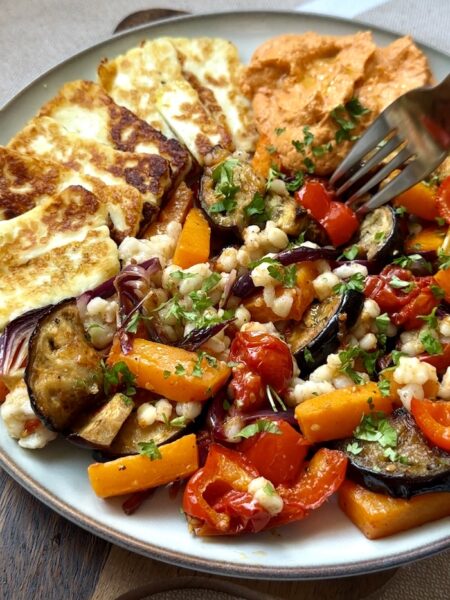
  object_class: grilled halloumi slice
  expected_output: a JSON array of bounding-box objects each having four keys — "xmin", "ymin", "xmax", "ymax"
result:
[
  {"xmin": 156, "ymin": 79, "xmax": 231, "ymax": 164},
  {"xmin": 0, "ymin": 185, "xmax": 119, "ymax": 329},
  {"xmin": 38, "ymin": 80, "xmax": 191, "ymax": 183},
  {"xmin": 170, "ymin": 37, "xmax": 257, "ymax": 153},
  {"xmin": 8, "ymin": 116, "xmax": 172, "ymax": 229},
  {"xmin": 0, "ymin": 146, "xmax": 142, "ymax": 241},
  {"xmin": 98, "ymin": 38, "xmax": 235, "ymax": 163},
  {"xmin": 98, "ymin": 38, "xmax": 182, "ymax": 137}
]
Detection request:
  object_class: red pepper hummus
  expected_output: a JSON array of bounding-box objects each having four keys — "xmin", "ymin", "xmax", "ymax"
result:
[{"xmin": 243, "ymin": 32, "xmax": 432, "ymax": 176}]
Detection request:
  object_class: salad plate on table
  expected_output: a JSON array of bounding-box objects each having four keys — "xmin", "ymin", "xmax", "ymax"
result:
[{"xmin": 0, "ymin": 12, "xmax": 450, "ymax": 579}]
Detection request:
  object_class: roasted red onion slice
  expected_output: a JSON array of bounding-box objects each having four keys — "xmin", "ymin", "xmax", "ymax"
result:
[
  {"xmin": 177, "ymin": 320, "xmax": 234, "ymax": 352},
  {"xmin": 0, "ymin": 306, "xmax": 49, "ymax": 376},
  {"xmin": 114, "ymin": 258, "xmax": 162, "ymax": 353}
]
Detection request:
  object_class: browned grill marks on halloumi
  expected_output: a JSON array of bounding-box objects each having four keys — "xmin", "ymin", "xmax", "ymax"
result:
[
  {"xmin": 0, "ymin": 146, "xmax": 143, "ymax": 242},
  {"xmin": 38, "ymin": 80, "xmax": 191, "ymax": 183}
]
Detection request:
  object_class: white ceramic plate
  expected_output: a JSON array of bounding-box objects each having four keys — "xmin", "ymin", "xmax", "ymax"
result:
[{"xmin": 1, "ymin": 10, "xmax": 449, "ymax": 580}]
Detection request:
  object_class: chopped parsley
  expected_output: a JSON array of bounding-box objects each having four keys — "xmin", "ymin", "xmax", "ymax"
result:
[
  {"xmin": 210, "ymin": 158, "xmax": 240, "ymax": 213},
  {"xmin": 275, "ymin": 127, "xmax": 286, "ymax": 136},
  {"xmin": 374, "ymin": 231, "xmax": 386, "ymax": 242},
  {"xmin": 238, "ymin": 419, "xmax": 282, "ymax": 439},
  {"xmin": 102, "ymin": 361, "xmax": 136, "ymax": 396},
  {"xmin": 244, "ymin": 191, "xmax": 269, "ymax": 224},
  {"xmin": 302, "ymin": 157, "xmax": 315, "ymax": 174},
  {"xmin": 339, "ymin": 245, "xmax": 359, "ymax": 261},
  {"xmin": 266, "ymin": 145, "xmax": 277, "ymax": 154},
  {"xmin": 304, "ymin": 348, "xmax": 314, "ymax": 364},
  {"xmin": 389, "ymin": 275, "xmax": 415, "ymax": 293},
  {"xmin": 346, "ymin": 442, "xmax": 363, "ymax": 455},
  {"xmin": 431, "ymin": 284, "xmax": 446, "ymax": 300},
  {"xmin": 330, "ymin": 97, "xmax": 370, "ymax": 144},
  {"xmin": 392, "ymin": 254, "xmax": 432, "ymax": 272},
  {"xmin": 333, "ymin": 272, "xmax": 365, "ymax": 294},
  {"xmin": 338, "ymin": 348, "xmax": 365, "ymax": 384},
  {"xmin": 174, "ymin": 363, "xmax": 186, "ymax": 376},
  {"xmin": 395, "ymin": 206, "xmax": 407, "ymax": 216},
  {"xmin": 192, "ymin": 352, "xmax": 205, "ymax": 378},
  {"xmin": 435, "ymin": 216, "xmax": 446, "ymax": 227},
  {"xmin": 378, "ymin": 379, "xmax": 391, "ymax": 397},
  {"xmin": 125, "ymin": 311, "xmax": 152, "ymax": 334},
  {"xmin": 170, "ymin": 416, "xmax": 187, "ymax": 428},
  {"xmin": 418, "ymin": 307, "xmax": 439, "ymax": 329},
  {"xmin": 170, "ymin": 271, "xmax": 195, "ymax": 281},
  {"xmin": 354, "ymin": 412, "xmax": 397, "ymax": 449},
  {"xmin": 163, "ymin": 370, "xmax": 171, "ymax": 379},
  {"xmin": 138, "ymin": 440, "xmax": 162, "ymax": 461},
  {"xmin": 438, "ymin": 249, "xmax": 450, "ymax": 270},
  {"xmin": 419, "ymin": 330, "xmax": 443, "ymax": 355},
  {"xmin": 391, "ymin": 350, "xmax": 406, "ymax": 366},
  {"xmin": 267, "ymin": 262, "xmax": 297, "ymax": 288},
  {"xmin": 285, "ymin": 171, "xmax": 305, "ymax": 192}
]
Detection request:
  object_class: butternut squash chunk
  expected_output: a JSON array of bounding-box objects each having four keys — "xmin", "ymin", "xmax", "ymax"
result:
[
  {"xmin": 405, "ymin": 225, "xmax": 446, "ymax": 253},
  {"xmin": 339, "ymin": 480, "xmax": 450, "ymax": 539},
  {"xmin": 394, "ymin": 182, "xmax": 439, "ymax": 221},
  {"xmin": 108, "ymin": 338, "xmax": 231, "ymax": 403},
  {"xmin": 295, "ymin": 382, "xmax": 395, "ymax": 443},
  {"xmin": 88, "ymin": 433, "xmax": 198, "ymax": 498},
  {"xmin": 172, "ymin": 207, "xmax": 211, "ymax": 269}
]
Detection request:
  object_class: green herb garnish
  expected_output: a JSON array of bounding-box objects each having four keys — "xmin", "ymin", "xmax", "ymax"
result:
[
  {"xmin": 138, "ymin": 440, "xmax": 162, "ymax": 461},
  {"xmin": 102, "ymin": 361, "xmax": 136, "ymax": 396},
  {"xmin": 238, "ymin": 419, "xmax": 282, "ymax": 439}
]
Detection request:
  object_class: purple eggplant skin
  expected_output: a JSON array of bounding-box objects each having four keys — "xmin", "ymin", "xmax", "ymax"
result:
[
  {"xmin": 337, "ymin": 409, "xmax": 450, "ymax": 499},
  {"xmin": 349, "ymin": 205, "xmax": 401, "ymax": 265},
  {"xmin": 287, "ymin": 290, "xmax": 364, "ymax": 374},
  {"xmin": 25, "ymin": 299, "xmax": 104, "ymax": 433}
]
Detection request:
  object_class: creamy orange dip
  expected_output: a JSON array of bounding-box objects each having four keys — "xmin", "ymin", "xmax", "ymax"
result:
[{"xmin": 243, "ymin": 32, "xmax": 432, "ymax": 176}]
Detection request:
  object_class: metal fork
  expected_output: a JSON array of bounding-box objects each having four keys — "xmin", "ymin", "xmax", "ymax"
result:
[{"xmin": 330, "ymin": 73, "xmax": 450, "ymax": 216}]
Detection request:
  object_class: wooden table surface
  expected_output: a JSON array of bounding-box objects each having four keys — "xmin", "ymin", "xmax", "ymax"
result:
[{"xmin": 1, "ymin": 466, "xmax": 404, "ymax": 600}]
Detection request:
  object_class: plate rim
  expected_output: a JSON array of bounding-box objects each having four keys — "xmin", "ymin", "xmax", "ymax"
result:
[{"xmin": 1, "ymin": 9, "xmax": 449, "ymax": 580}]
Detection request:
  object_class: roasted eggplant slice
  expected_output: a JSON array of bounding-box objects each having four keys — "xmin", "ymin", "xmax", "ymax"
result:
[
  {"xmin": 352, "ymin": 205, "xmax": 400, "ymax": 263},
  {"xmin": 337, "ymin": 408, "xmax": 450, "ymax": 499},
  {"xmin": 266, "ymin": 194, "xmax": 301, "ymax": 236},
  {"xmin": 287, "ymin": 291, "xmax": 364, "ymax": 373},
  {"xmin": 25, "ymin": 299, "xmax": 104, "ymax": 432},
  {"xmin": 294, "ymin": 206, "xmax": 330, "ymax": 246},
  {"xmin": 199, "ymin": 156, "xmax": 265, "ymax": 233},
  {"xmin": 109, "ymin": 412, "xmax": 181, "ymax": 455},
  {"xmin": 71, "ymin": 393, "xmax": 134, "ymax": 448}
]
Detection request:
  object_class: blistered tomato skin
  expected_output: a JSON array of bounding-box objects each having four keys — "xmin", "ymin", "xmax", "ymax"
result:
[{"xmin": 229, "ymin": 332, "xmax": 293, "ymax": 395}]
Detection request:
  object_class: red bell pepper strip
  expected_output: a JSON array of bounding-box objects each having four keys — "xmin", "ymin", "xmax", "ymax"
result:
[
  {"xmin": 238, "ymin": 420, "xmax": 310, "ymax": 486},
  {"xmin": 182, "ymin": 444, "xmax": 348, "ymax": 536},
  {"xmin": 295, "ymin": 181, "xmax": 359, "ymax": 247},
  {"xmin": 365, "ymin": 266, "xmax": 439, "ymax": 329},
  {"xmin": 411, "ymin": 398, "xmax": 450, "ymax": 452}
]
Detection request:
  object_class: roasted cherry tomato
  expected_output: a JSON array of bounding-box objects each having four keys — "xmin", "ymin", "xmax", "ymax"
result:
[
  {"xmin": 229, "ymin": 332, "xmax": 293, "ymax": 395},
  {"xmin": 365, "ymin": 266, "xmax": 439, "ymax": 329},
  {"xmin": 228, "ymin": 366, "xmax": 265, "ymax": 412},
  {"xmin": 435, "ymin": 176, "xmax": 450, "ymax": 225},
  {"xmin": 238, "ymin": 420, "xmax": 309, "ymax": 486},
  {"xmin": 411, "ymin": 398, "xmax": 450, "ymax": 452},
  {"xmin": 295, "ymin": 180, "xmax": 359, "ymax": 246}
]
